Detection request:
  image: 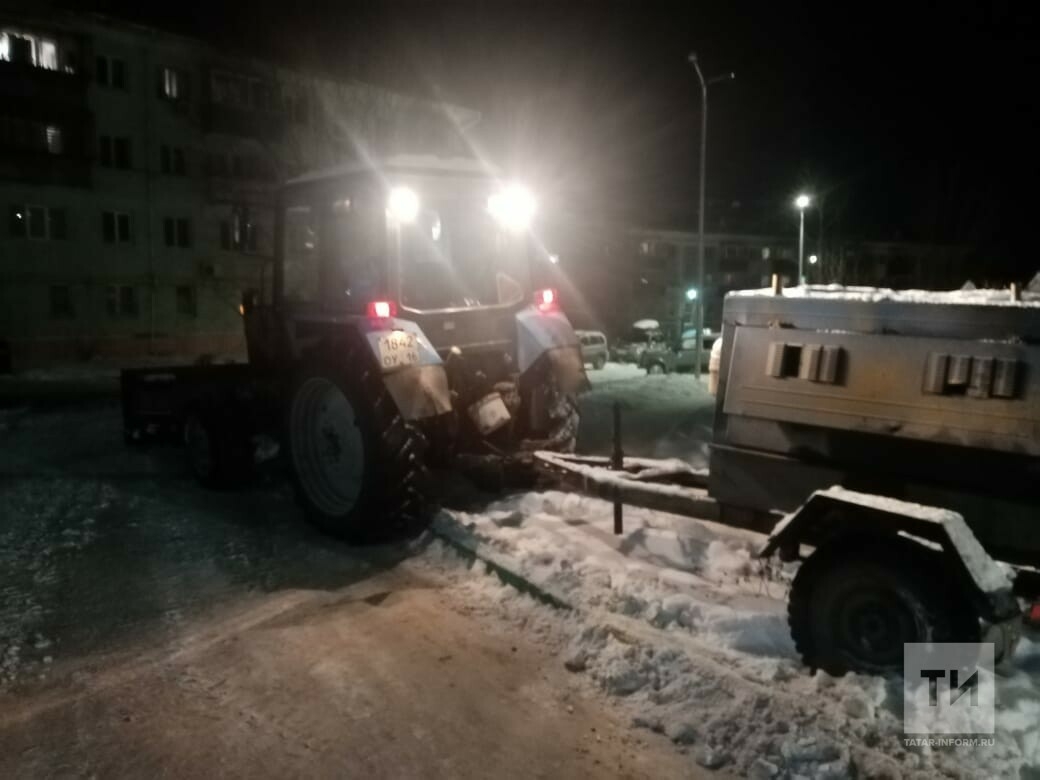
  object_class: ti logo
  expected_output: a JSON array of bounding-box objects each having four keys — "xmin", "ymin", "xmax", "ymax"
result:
[{"xmin": 904, "ymin": 643, "xmax": 995, "ymax": 735}]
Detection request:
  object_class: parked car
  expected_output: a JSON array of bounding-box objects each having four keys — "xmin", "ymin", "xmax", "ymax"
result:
[
  {"xmin": 639, "ymin": 329, "xmax": 718, "ymax": 374},
  {"xmin": 611, "ymin": 320, "xmax": 665, "ymax": 363},
  {"xmin": 576, "ymin": 330, "xmax": 609, "ymax": 369}
]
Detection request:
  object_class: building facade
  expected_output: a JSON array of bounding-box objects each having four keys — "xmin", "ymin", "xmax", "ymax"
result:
[
  {"xmin": 546, "ymin": 220, "xmax": 972, "ymax": 341},
  {"xmin": 0, "ymin": 11, "xmax": 474, "ymax": 369}
]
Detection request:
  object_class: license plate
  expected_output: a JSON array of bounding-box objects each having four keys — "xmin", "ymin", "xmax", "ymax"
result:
[{"xmin": 377, "ymin": 331, "xmax": 419, "ymax": 369}]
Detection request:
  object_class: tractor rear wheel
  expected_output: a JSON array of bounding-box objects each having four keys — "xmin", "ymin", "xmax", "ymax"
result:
[
  {"xmin": 286, "ymin": 345, "xmax": 433, "ymax": 543},
  {"xmin": 788, "ymin": 539, "xmax": 980, "ymax": 675}
]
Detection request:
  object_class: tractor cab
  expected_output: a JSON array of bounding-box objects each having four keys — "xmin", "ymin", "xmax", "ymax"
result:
[{"xmin": 262, "ymin": 155, "xmax": 586, "ymax": 452}]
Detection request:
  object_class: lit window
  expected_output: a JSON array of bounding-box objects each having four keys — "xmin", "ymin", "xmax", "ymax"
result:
[
  {"xmin": 161, "ymin": 66, "xmax": 185, "ymax": 100},
  {"xmin": 0, "ymin": 31, "xmax": 60, "ymax": 70},
  {"xmin": 46, "ymin": 125, "xmax": 62, "ymax": 154},
  {"xmin": 38, "ymin": 40, "xmax": 57, "ymax": 70}
]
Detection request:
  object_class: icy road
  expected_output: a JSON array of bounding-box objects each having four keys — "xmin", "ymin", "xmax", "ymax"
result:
[{"xmin": 1, "ymin": 364, "xmax": 1038, "ymax": 778}]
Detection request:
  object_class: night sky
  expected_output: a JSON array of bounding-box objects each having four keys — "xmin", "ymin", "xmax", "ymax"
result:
[{"xmin": 58, "ymin": 0, "xmax": 1040, "ymax": 276}]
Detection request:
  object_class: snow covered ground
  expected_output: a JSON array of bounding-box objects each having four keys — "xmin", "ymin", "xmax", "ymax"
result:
[
  {"xmin": 426, "ymin": 491, "xmax": 1040, "ymax": 779},
  {"xmin": 4, "ymin": 366, "xmax": 1038, "ymax": 778},
  {"xmin": 579, "ymin": 363, "xmax": 714, "ymax": 463}
]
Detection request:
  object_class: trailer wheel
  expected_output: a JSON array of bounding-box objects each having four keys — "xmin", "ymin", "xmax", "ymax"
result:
[
  {"xmin": 646, "ymin": 362, "xmax": 666, "ymax": 375},
  {"xmin": 286, "ymin": 348, "xmax": 432, "ymax": 543},
  {"xmin": 592, "ymin": 355, "xmax": 606, "ymax": 370},
  {"xmin": 788, "ymin": 539, "xmax": 980, "ymax": 675},
  {"xmin": 183, "ymin": 409, "xmax": 250, "ymax": 489}
]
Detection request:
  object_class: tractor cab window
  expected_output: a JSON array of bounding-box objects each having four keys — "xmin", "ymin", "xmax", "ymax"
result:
[
  {"xmin": 398, "ymin": 195, "xmax": 527, "ymax": 311},
  {"xmin": 282, "ymin": 205, "xmax": 318, "ymax": 304},
  {"xmin": 281, "ymin": 196, "xmax": 385, "ymax": 310}
]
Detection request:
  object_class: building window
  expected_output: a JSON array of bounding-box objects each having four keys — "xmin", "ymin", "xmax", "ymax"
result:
[
  {"xmin": 45, "ymin": 125, "xmax": 62, "ymax": 154},
  {"xmin": 163, "ymin": 217, "xmax": 191, "ymax": 248},
  {"xmin": 175, "ymin": 285, "xmax": 197, "ymax": 317},
  {"xmin": 106, "ymin": 285, "xmax": 138, "ymax": 317},
  {"xmin": 0, "ymin": 30, "xmax": 62, "ymax": 71},
  {"xmin": 49, "ymin": 285, "xmax": 73, "ymax": 319},
  {"xmin": 160, "ymin": 66, "xmax": 188, "ymax": 100},
  {"xmin": 9, "ymin": 205, "xmax": 66, "ymax": 240},
  {"xmin": 99, "ymin": 135, "xmax": 132, "ymax": 169},
  {"xmin": 221, "ymin": 208, "xmax": 257, "ymax": 252},
  {"xmin": 102, "ymin": 211, "xmax": 132, "ymax": 243},
  {"xmin": 95, "ymin": 55, "xmax": 127, "ymax": 88},
  {"xmin": 160, "ymin": 144, "xmax": 187, "ymax": 175},
  {"xmin": 210, "ymin": 71, "xmax": 250, "ymax": 108}
]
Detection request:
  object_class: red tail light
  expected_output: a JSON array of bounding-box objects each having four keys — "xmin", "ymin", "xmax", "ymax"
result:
[
  {"xmin": 366, "ymin": 300, "xmax": 398, "ymax": 319},
  {"xmin": 535, "ymin": 288, "xmax": 558, "ymax": 312},
  {"xmin": 1029, "ymin": 602, "xmax": 1040, "ymax": 626}
]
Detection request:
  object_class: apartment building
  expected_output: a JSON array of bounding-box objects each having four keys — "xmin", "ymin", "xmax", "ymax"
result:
[{"xmin": 0, "ymin": 11, "xmax": 474, "ymax": 369}]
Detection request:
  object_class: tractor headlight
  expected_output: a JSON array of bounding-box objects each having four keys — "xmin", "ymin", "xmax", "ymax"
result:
[
  {"xmin": 387, "ymin": 186, "xmax": 419, "ymax": 224},
  {"xmin": 487, "ymin": 183, "xmax": 536, "ymax": 232}
]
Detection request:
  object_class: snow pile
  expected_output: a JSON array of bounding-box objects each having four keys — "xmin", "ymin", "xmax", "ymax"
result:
[
  {"xmin": 730, "ymin": 283, "xmax": 1040, "ymax": 307},
  {"xmin": 428, "ymin": 490, "xmax": 1040, "ymax": 778}
]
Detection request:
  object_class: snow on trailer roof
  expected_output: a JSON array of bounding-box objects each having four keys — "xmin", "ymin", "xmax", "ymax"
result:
[
  {"xmin": 286, "ymin": 154, "xmax": 499, "ymax": 186},
  {"xmin": 729, "ymin": 283, "xmax": 1040, "ymax": 308}
]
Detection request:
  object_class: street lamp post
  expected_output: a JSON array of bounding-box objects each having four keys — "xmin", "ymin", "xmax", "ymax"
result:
[
  {"xmin": 688, "ymin": 53, "xmax": 734, "ymax": 379},
  {"xmin": 795, "ymin": 193, "xmax": 811, "ymax": 285}
]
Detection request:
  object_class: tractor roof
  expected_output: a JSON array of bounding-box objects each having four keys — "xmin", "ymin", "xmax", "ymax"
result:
[{"xmin": 286, "ymin": 154, "xmax": 499, "ymax": 186}]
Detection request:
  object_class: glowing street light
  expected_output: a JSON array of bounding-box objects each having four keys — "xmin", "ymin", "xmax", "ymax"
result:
[
  {"xmin": 795, "ymin": 194, "xmax": 811, "ymax": 284},
  {"xmin": 686, "ymin": 287, "xmax": 698, "ymax": 301}
]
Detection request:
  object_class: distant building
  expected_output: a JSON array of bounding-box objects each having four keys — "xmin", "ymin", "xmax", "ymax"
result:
[
  {"xmin": 0, "ymin": 10, "xmax": 476, "ymax": 368},
  {"xmin": 546, "ymin": 220, "xmax": 972, "ymax": 340}
]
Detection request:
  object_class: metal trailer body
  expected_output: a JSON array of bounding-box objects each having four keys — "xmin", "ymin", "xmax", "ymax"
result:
[
  {"xmin": 710, "ymin": 287, "xmax": 1040, "ymax": 567},
  {"xmin": 538, "ymin": 285, "xmax": 1039, "ymax": 673}
]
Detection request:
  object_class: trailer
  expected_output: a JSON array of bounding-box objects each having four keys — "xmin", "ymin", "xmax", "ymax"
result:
[{"xmin": 538, "ymin": 283, "xmax": 1040, "ymax": 675}]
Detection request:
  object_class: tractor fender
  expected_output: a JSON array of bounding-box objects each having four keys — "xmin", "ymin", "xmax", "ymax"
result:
[
  {"xmin": 516, "ymin": 306, "xmax": 588, "ymax": 393},
  {"xmin": 760, "ymin": 486, "xmax": 1019, "ymax": 624},
  {"xmin": 358, "ymin": 316, "xmax": 451, "ymax": 421}
]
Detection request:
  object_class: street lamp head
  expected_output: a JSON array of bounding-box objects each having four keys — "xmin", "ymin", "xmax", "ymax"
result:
[
  {"xmin": 809, "ymin": 254, "xmax": 818, "ymax": 265},
  {"xmin": 686, "ymin": 287, "xmax": 698, "ymax": 301},
  {"xmin": 795, "ymin": 194, "xmax": 811, "ymax": 210}
]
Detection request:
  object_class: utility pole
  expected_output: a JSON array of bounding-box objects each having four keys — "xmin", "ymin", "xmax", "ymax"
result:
[
  {"xmin": 795, "ymin": 194, "xmax": 811, "ymax": 285},
  {"xmin": 688, "ymin": 53, "xmax": 734, "ymax": 379}
]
